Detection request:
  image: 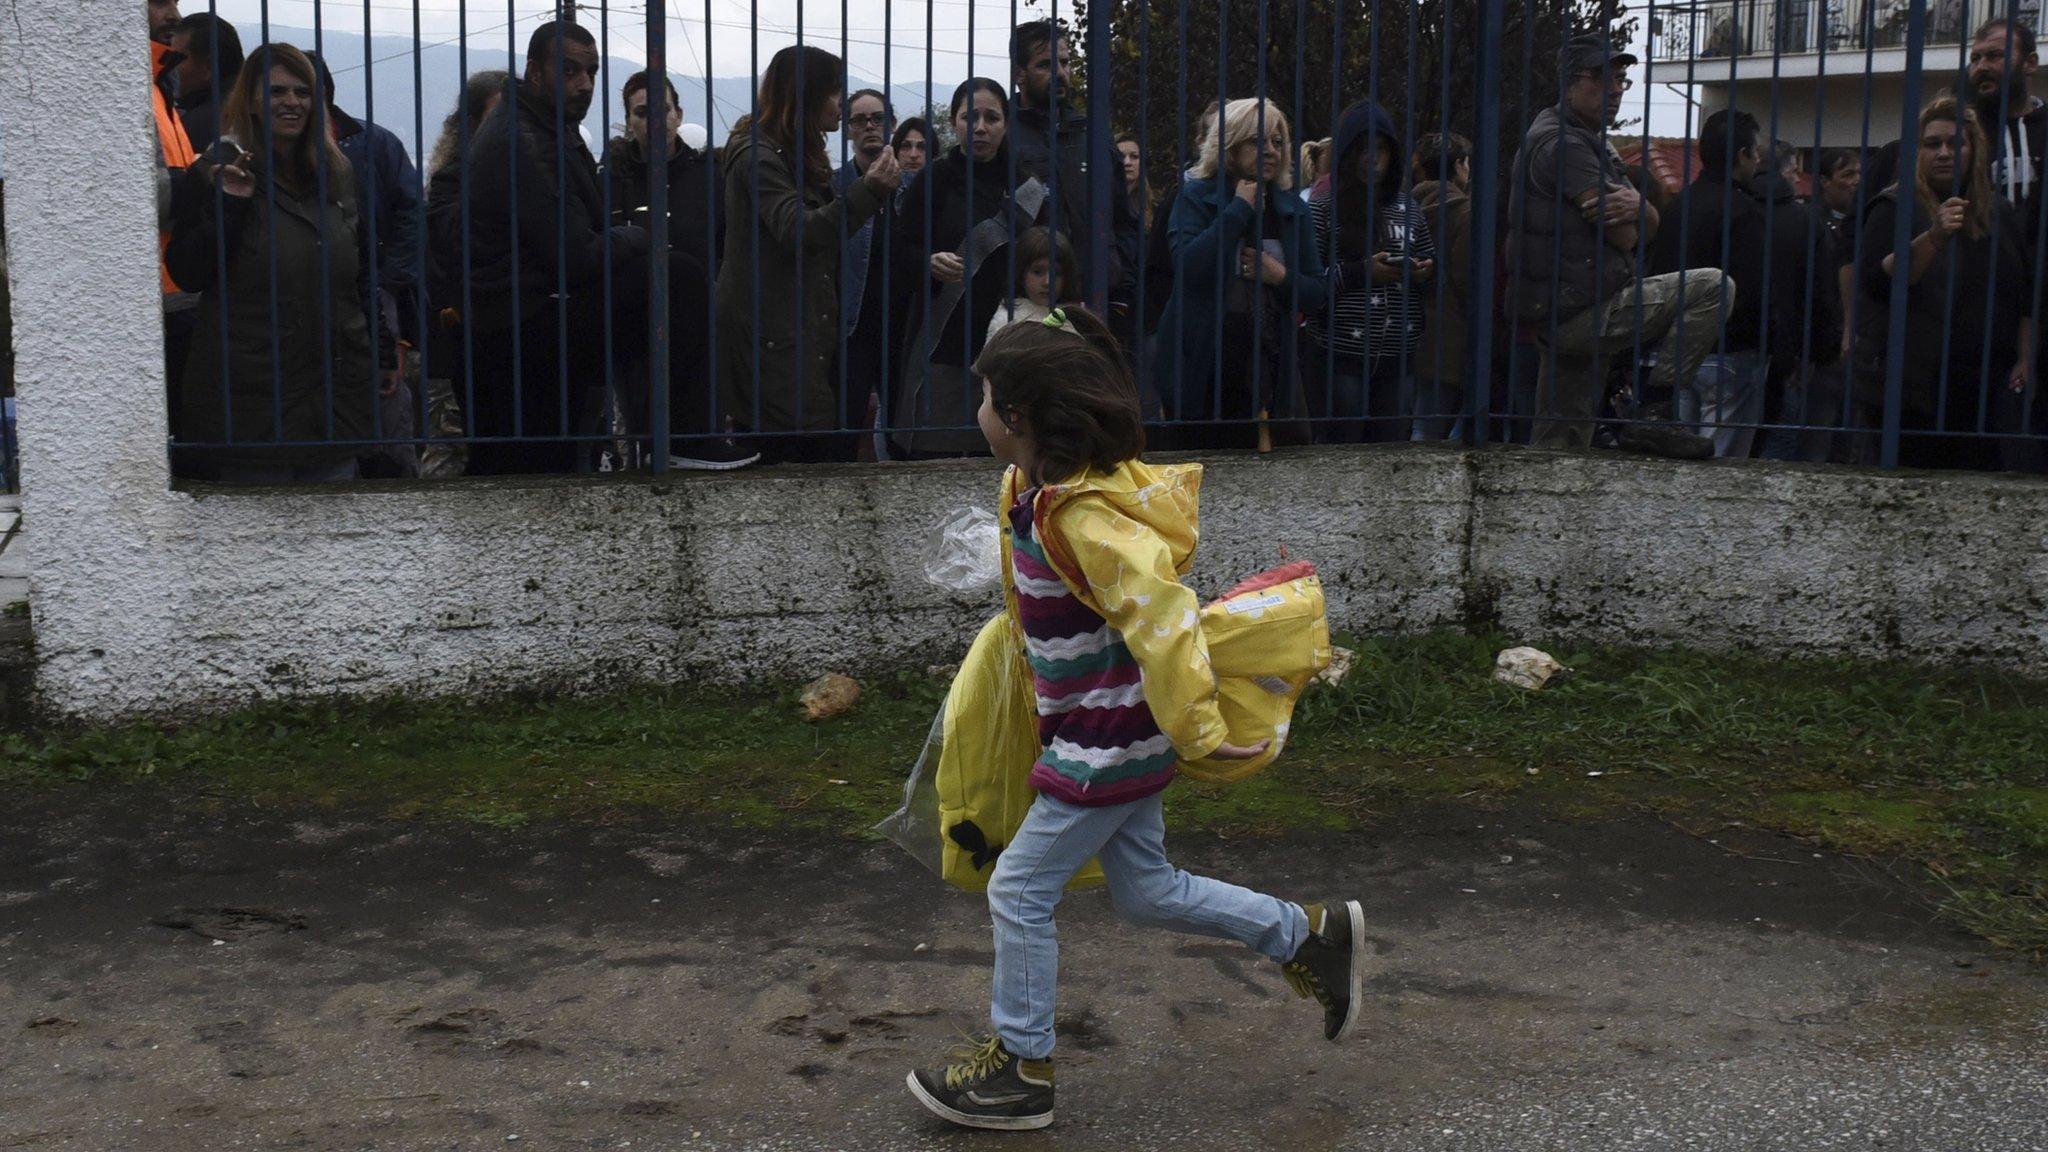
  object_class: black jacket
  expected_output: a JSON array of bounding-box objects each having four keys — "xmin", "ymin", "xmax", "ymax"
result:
[
  {"xmin": 1649, "ymin": 166, "xmax": 1773, "ymax": 352},
  {"xmin": 426, "ymin": 86, "xmax": 646, "ymax": 329},
  {"xmin": 1855, "ymin": 186, "xmax": 2035, "ymax": 424},
  {"xmin": 1008, "ymin": 100, "xmax": 1138, "ymax": 299},
  {"xmin": 1977, "ymin": 95, "xmax": 2048, "ymax": 255},
  {"xmin": 890, "ymin": 144, "xmax": 1028, "ymax": 367},
  {"xmin": 1748, "ymin": 169, "xmax": 1836, "ymax": 370},
  {"xmin": 602, "ymin": 134, "xmax": 725, "ymax": 271},
  {"xmin": 174, "ymin": 83, "xmax": 223, "ymax": 153}
]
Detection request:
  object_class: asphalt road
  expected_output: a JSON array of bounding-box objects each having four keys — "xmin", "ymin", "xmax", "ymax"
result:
[{"xmin": 1, "ymin": 794, "xmax": 2042, "ymax": 1150}]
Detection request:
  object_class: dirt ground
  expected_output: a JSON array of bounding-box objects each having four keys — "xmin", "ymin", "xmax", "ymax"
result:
[{"xmin": 1, "ymin": 792, "xmax": 2044, "ymax": 1151}]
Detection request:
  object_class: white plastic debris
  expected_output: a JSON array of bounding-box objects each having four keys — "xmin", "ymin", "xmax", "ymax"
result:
[
  {"xmin": 1315, "ymin": 645, "xmax": 1356, "ymax": 689},
  {"xmin": 1493, "ymin": 646, "xmax": 1569, "ymax": 691},
  {"xmin": 923, "ymin": 507, "xmax": 1002, "ymax": 593}
]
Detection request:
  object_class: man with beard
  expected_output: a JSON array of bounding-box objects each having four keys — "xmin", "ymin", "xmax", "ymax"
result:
[
  {"xmin": 431, "ymin": 21, "xmax": 716, "ymax": 474},
  {"xmin": 1968, "ymin": 18, "xmax": 2048, "ymax": 253},
  {"xmin": 1008, "ymin": 22, "xmax": 1138, "ymax": 325},
  {"xmin": 1967, "ymin": 18, "xmax": 2048, "ymax": 468}
]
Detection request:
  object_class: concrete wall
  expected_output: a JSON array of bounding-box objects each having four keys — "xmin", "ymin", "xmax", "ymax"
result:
[
  {"xmin": 5, "ymin": 2, "xmax": 2047, "ymax": 723},
  {"xmin": 12, "ymin": 446, "xmax": 2048, "ymax": 722}
]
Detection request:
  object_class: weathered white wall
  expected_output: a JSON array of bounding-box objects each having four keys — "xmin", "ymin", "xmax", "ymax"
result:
[
  {"xmin": 10, "ymin": 446, "xmax": 2048, "ymax": 722},
  {"xmin": 5, "ymin": 3, "xmax": 2047, "ymax": 723}
]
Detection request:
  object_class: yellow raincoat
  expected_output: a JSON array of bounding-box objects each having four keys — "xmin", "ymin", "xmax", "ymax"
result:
[{"xmin": 880, "ymin": 460, "xmax": 1333, "ymax": 892}]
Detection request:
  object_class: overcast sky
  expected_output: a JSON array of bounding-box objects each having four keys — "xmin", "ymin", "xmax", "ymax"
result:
[{"xmin": 203, "ymin": 0, "xmax": 1695, "ymax": 135}]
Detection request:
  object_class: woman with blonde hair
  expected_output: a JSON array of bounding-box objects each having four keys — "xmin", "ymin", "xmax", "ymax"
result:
[
  {"xmin": 1855, "ymin": 95, "xmax": 2037, "ymax": 470},
  {"xmin": 1151, "ymin": 97, "xmax": 1328, "ymax": 449},
  {"xmin": 166, "ymin": 41, "xmax": 387, "ymax": 482}
]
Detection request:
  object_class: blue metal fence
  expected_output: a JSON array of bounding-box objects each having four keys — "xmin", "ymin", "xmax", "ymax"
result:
[{"xmin": 134, "ymin": 0, "xmax": 2048, "ymax": 482}]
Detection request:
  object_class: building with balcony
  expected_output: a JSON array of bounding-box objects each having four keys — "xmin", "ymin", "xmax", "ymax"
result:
[{"xmin": 1644, "ymin": 0, "xmax": 2043, "ymax": 148}]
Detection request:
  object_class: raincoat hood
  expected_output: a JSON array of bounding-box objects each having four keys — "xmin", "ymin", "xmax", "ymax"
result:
[{"xmin": 1006, "ymin": 458, "xmax": 1202, "ymax": 581}]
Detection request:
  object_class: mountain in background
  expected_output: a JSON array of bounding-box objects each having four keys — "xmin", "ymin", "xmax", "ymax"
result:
[{"xmin": 262, "ymin": 25, "xmax": 963, "ymax": 163}]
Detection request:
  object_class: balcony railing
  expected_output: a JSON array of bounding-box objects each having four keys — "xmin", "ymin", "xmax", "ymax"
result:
[{"xmin": 1651, "ymin": 0, "xmax": 2041, "ymax": 61}]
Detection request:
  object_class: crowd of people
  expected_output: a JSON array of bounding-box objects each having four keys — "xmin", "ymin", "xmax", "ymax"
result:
[{"xmin": 119, "ymin": 0, "xmax": 2048, "ymax": 481}]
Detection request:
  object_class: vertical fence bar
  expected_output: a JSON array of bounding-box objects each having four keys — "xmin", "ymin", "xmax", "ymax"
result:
[
  {"xmin": 873, "ymin": 0, "xmax": 889, "ymax": 454},
  {"xmin": 1086, "ymin": 0, "xmax": 1113, "ymax": 312},
  {"xmin": 597, "ymin": 0, "xmax": 615, "ymax": 467},
  {"xmin": 551, "ymin": 18, "xmax": 570, "ymax": 461},
  {"xmin": 1879, "ymin": 0, "xmax": 1929, "ymax": 468},
  {"xmin": 412, "ymin": 0, "xmax": 432, "ymax": 458},
  {"xmin": 2029, "ymin": 0, "xmax": 2048, "ymax": 452},
  {"xmin": 358, "ymin": 0, "xmax": 384, "ymax": 458},
  {"xmin": 1464, "ymin": 0, "xmax": 1503, "ymax": 445},
  {"xmin": 314, "ymin": 1, "xmax": 337, "ymax": 447},
  {"xmin": 1246, "ymin": 0, "xmax": 1265, "ymax": 445},
  {"xmin": 261, "ymin": 4, "xmax": 285, "ymax": 444},
  {"xmin": 505, "ymin": 1, "xmax": 523, "ymax": 442},
  {"xmin": 1210, "ymin": 0, "xmax": 1226, "ymax": 432},
  {"xmin": 648, "ymin": 0, "xmax": 671, "ymax": 472},
  {"xmin": 207, "ymin": 0, "xmax": 234, "ymax": 450},
  {"xmin": 1321, "ymin": 0, "xmax": 1340, "ymax": 432},
  {"xmin": 459, "ymin": 0, "xmax": 478, "ymax": 451},
  {"xmin": 704, "ymin": 0, "xmax": 719, "ymax": 447}
]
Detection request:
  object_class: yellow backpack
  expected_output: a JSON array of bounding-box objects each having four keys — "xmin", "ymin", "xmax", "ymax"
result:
[{"xmin": 877, "ymin": 562, "xmax": 1332, "ymax": 892}]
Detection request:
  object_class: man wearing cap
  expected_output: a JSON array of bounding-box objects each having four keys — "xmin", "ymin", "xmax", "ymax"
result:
[{"xmin": 1507, "ymin": 33, "xmax": 1730, "ymax": 451}]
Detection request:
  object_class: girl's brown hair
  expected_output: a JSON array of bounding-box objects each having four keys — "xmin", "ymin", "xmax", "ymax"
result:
[
  {"xmin": 972, "ymin": 306, "xmax": 1144, "ymax": 483},
  {"xmin": 1914, "ymin": 96, "xmax": 1995, "ymax": 242},
  {"xmin": 737, "ymin": 44, "xmax": 842, "ymax": 189},
  {"xmin": 1013, "ymin": 226, "xmax": 1081, "ymax": 305},
  {"xmin": 220, "ymin": 42, "xmax": 352, "ymax": 195}
]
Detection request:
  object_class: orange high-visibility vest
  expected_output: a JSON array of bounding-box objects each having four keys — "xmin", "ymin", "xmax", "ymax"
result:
[{"xmin": 152, "ymin": 41, "xmax": 195, "ymax": 295}]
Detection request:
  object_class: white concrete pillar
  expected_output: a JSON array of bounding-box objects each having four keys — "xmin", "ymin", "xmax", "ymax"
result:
[{"xmin": 0, "ymin": 0, "xmax": 180, "ymax": 713}]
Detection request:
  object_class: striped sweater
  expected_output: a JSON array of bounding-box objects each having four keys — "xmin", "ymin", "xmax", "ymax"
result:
[{"xmin": 1009, "ymin": 486, "xmax": 1180, "ymax": 806}]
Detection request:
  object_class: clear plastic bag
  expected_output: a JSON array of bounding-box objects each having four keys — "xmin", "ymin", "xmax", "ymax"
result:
[
  {"xmin": 923, "ymin": 506, "xmax": 1002, "ymax": 593},
  {"xmin": 875, "ymin": 614, "xmax": 1105, "ymax": 892}
]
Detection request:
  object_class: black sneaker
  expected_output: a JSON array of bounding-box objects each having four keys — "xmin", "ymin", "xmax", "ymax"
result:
[
  {"xmin": 1282, "ymin": 899, "xmax": 1365, "ymax": 1041},
  {"xmin": 906, "ymin": 1034, "xmax": 1055, "ymax": 1131}
]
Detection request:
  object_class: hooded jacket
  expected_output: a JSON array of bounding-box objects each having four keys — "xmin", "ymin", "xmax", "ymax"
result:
[
  {"xmin": 605, "ymin": 133, "xmax": 725, "ymax": 271},
  {"xmin": 1978, "ymin": 93, "xmax": 2048, "ymax": 253},
  {"xmin": 1001, "ymin": 460, "xmax": 1226, "ymax": 808},
  {"xmin": 1308, "ymin": 100, "xmax": 1436, "ymax": 367}
]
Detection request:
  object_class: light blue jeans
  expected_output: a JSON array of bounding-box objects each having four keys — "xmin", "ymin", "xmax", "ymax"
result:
[
  {"xmin": 1682, "ymin": 350, "xmax": 1768, "ymax": 459},
  {"xmin": 988, "ymin": 791, "xmax": 1310, "ymax": 1060}
]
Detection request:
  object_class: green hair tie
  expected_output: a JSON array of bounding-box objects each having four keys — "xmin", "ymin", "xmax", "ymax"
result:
[{"xmin": 1041, "ymin": 306, "xmax": 1078, "ymax": 335}]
